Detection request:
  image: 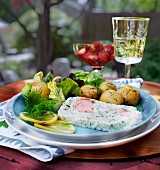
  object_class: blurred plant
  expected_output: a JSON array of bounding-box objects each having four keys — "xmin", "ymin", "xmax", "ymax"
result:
[
  {"xmin": 0, "ymin": 0, "xmax": 87, "ymax": 73},
  {"xmin": 132, "ymin": 38, "xmax": 160, "ymax": 83},
  {"xmin": 0, "ymin": 0, "xmax": 30, "ymax": 22},
  {"xmin": 5, "ymin": 8, "xmax": 81, "ymax": 57},
  {"xmin": 96, "ymin": 0, "xmax": 160, "ymax": 12},
  {"xmin": 0, "ymin": 60, "xmax": 35, "ymax": 79}
]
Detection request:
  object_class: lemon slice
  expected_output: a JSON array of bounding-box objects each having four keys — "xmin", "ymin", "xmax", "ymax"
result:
[
  {"xmin": 19, "ymin": 111, "xmax": 58, "ymax": 125},
  {"xmin": 34, "ymin": 120, "xmax": 75, "ymax": 134}
]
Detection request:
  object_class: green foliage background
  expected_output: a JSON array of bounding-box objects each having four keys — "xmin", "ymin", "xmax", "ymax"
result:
[
  {"xmin": 132, "ymin": 38, "xmax": 160, "ymax": 83},
  {"xmin": 0, "ymin": 5, "xmax": 81, "ymax": 81},
  {"xmin": 0, "ymin": 0, "xmax": 30, "ymax": 23},
  {"xmin": 96, "ymin": 0, "xmax": 160, "ymax": 12},
  {"xmin": 0, "ymin": 0, "xmax": 160, "ymax": 83},
  {"xmin": 4, "ymin": 7, "xmax": 81, "ymax": 58}
]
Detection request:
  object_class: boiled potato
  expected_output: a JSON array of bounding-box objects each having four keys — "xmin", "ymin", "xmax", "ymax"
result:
[
  {"xmin": 99, "ymin": 81, "xmax": 116, "ymax": 94},
  {"xmin": 31, "ymin": 82, "xmax": 50, "ymax": 98},
  {"xmin": 79, "ymin": 85, "xmax": 99, "ymax": 99},
  {"xmin": 100, "ymin": 90, "xmax": 124, "ymax": 105},
  {"xmin": 117, "ymin": 85, "xmax": 140, "ymax": 105}
]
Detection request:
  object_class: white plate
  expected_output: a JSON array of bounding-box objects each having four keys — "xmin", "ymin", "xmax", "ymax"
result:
[{"xmin": 3, "ymin": 98, "xmax": 160, "ymax": 149}]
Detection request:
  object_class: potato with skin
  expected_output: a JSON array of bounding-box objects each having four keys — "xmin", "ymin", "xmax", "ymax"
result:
[
  {"xmin": 79, "ymin": 85, "xmax": 99, "ymax": 99},
  {"xmin": 117, "ymin": 85, "xmax": 140, "ymax": 105},
  {"xmin": 99, "ymin": 81, "xmax": 116, "ymax": 94},
  {"xmin": 100, "ymin": 90, "xmax": 124, "ymax": 105},
  {"xmin": 31, "ymin": 82, "xmax": 50, "ymax": 99}
]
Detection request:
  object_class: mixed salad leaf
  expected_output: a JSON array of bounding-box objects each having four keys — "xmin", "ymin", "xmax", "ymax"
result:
[
  {"xmin": 58, "ymin": 78, "xmax": 79, "ymax": 97},
  {"xmin": 22, "ymin": 70, "xmax": 104, "ymax": 120},
  {"xmin": 22, "ymin": 83, "xmax": 32, "ymax": 102},
  {"xmin": 48, "ymin": 80, "xmax": 65, "ymax": 101},
  {"xmin": 74, "ymin": 70, "xmax": 105, "ymax": 88},
  {"xmin": 20, "ymin": 69, "xmax": 143, "ymax": 134}
]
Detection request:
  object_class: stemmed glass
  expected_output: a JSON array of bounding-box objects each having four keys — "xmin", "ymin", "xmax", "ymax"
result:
[
  {"xmin": 112, "ymin": 17, "xmax": 150, "ymax": 78},
  {"xmin": 73, "ymin": 42, "xmax": 114, "ymax": 72}
]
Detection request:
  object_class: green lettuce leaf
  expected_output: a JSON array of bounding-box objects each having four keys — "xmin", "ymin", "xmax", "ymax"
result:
[
  {"xmin": 74, "ymin": 70, "xmax": 105, "ymax": 88},
  {"xmin": 22, "ymin": 83, "xmax": 32, "ymax": 102},
  {"xmin": 34, "ymin": 71, "xmax": 54, "ymax": 83},
  {"xmin": 85, "ymin": 71, "xmax": 105, "ymax": 88},
  {"xmin": 34, "ymin": 71, "xmax": 44, "ymax": 82},
  {"xmin": 73, "ymin": 70, "xmax": 89, "ymax": 81},
  {"xmin": 48, "ymin": 80, "xmax": 65, "ymax": 101},
  {"xmin": 43, "ymin": 71, "xmax": 54, "ymax": 83},
  {"xmin": 58, "ymin": 78, "xmax": 80, "ymax": 98}
]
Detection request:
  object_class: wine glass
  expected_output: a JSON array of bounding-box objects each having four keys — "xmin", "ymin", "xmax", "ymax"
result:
[
  {"xmin": 112, "ymin": 17, "xmax": 150, "ymax": 78},
  {"xmin": 73, "ymin": 42, "xmax": 114, "ymax": 72}
]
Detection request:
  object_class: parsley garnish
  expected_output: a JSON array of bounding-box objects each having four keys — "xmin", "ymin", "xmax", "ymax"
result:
[{"xmin": 0, "ymin": 120, "xmax": 8, "ymax": 128}]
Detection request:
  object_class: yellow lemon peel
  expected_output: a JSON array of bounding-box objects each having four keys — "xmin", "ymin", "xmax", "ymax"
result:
[
  {"xmin": 34, "ymin": 120, "xmax": 75, "ymax": 134},
  {"xmin": 19, "ymin": 111, "xmax": 58, "ymax": 125}
]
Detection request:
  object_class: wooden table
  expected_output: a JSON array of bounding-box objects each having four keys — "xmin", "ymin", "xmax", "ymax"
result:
[{"xmin": 0, "ymin": 80, "xmax": 160, "ymax": 170}]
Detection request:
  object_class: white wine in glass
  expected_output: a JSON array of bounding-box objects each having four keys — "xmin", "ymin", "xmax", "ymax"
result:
[{"xmin": 112, "ymin": 17, "xmax": 150, "ymax": 78}]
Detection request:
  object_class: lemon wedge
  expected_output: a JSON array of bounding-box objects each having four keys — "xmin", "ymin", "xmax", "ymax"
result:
[
  {"xmin": 34, "ymin": 120, "xmax": 75, "ymax": 134},
  {"xmin": 19, "ymin": 111, "xmax": 58, "ymax": 125}
]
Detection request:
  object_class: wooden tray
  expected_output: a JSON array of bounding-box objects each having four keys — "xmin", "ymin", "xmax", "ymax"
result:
[
  {"xmin": 65, "ymin": 125, "xmax": 160, "ymax": 159},
  {"xmin": 0, "ymin": 80, "xmax": 160, "ymax": 160}
]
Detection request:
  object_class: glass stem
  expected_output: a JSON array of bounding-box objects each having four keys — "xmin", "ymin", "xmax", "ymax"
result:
[
  {"xmin": 92, "ymin": 66, "xmax": 103, "ymax": 73},
  {"xmin": 125, "ymin": 64, "xmax": 131, "ymax": 79},
  {"xmin": 93, "ymin": 69, "xmax": 101, "ymax": 73}
]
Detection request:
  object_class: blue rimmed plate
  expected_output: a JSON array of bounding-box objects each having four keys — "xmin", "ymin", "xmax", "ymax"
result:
[{"xmin": 3, "ymin": 88, "xmax": 157, "ymax": 144}]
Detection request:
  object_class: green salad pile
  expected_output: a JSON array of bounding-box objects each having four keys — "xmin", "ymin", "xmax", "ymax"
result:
[{"xmin": 22, "ymin": 70, "xmax": 105, "ymax": 120}]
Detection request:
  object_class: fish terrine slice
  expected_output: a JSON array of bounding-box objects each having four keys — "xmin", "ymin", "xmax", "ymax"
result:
[{"xmin": 58, "ymin": 97, "xmax": 142, "ymax": 132}]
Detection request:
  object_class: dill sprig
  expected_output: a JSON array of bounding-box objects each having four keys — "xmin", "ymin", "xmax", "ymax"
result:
[
  {"xmin": 135, "ymin": 101, "xmax": 144, "ymax": 112},
  {"xmin": 24, "ymin": 92, "xmax": 64, "ymax": 119}
]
